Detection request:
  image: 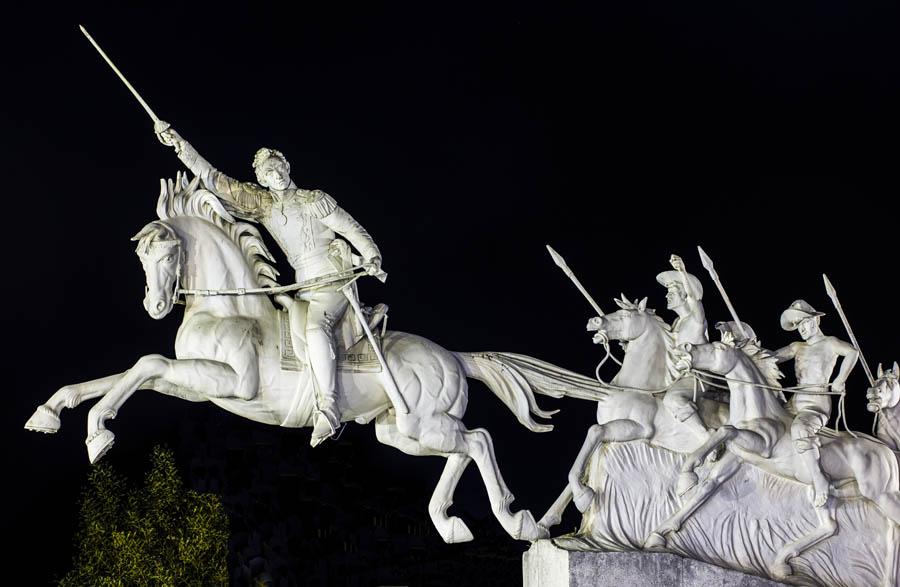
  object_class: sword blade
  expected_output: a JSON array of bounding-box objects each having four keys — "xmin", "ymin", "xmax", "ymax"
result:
[{"xmin": 79, "ymin": 25, "xmax": 161, "ymax": 124}]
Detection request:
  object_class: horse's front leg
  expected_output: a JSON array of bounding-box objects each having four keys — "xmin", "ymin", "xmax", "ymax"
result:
[
  {"xmin": 644, "ymin": 451, "xmax": 742, "ymax": 550},
  {"xmin": 26, "ymin": 372, "xmax": 127, "ymax": 433},
  {"xmin": 86, "ymin": 355, "xmax": 248, "ymax": 463},
  {"xmin": 568, "ymin": 419, "xmax": 651, "ymax": 513},
  {"xmin": 676, "ymin": 424, "xmax": 737, "ymax": 496}
]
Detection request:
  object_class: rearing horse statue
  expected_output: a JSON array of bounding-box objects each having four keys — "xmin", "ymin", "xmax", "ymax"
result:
[{"xmin": 26, "ymin": 174, "xmax": 605, "ymax": 544}]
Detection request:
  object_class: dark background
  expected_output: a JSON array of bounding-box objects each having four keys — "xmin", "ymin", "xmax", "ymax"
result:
[{"xmin": 4, "ymin": 1, "xmax": 900, "ymax": 584}]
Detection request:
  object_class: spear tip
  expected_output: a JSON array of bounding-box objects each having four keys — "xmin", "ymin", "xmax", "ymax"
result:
[
  {"xmin": 546, "ymin": 244, "xmax": 568, "ymax": 270},
  {"xmin": 697, "ymin": 245, "xmax": 714, "ymax": 271},
  {"xmin": 823, "ymin": 273, "xmax": 836, "ymax": 297}
]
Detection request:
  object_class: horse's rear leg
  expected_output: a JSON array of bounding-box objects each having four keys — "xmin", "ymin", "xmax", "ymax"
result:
[
  {"xmin": 770, "ymin": 501, "xmax": 838, "ymax": 580},
  {"xmin": 567, "ymin": 419, "xmax": 650, "ymax": 514},
  {"xmin": 645, "ymin": 451, "xmax": 741, "ymax": 550},
  {"xmin": 86, "ymin": 355, "xmax": 241, "ymax": 463},
  {"xmin": 452, "ymin": 427, "xmax": 548, "ymax": 541},
  {"xmin": 26, "ymin": 372, "xmax": 127, "ymax": 433},
  {"xmin": 374, "ymin": 413, "xmax": 474, "ymax": 543}
]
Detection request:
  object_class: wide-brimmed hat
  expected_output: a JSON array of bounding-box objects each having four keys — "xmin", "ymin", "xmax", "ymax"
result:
[
  {"xmin": 780, "ymin": 299, "xmax": 825, "ymax": 331},
  {"xmin": 715, "ymin": 320, "xmax": 757, "ymax": 342},
  {"xmin": 656, "ymin": 271, "xmax": 703, "ymax": 301}
]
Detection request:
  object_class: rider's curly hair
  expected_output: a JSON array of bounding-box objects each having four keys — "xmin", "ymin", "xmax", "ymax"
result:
[{"xmin": 252, "ymin": 148, "xmax": 290, "ymax": 181}]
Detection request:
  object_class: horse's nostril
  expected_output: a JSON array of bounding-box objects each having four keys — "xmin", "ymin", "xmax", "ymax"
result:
[{"xmin": 156, "ymin": 301, "xmax": 165, "ymax": 312}]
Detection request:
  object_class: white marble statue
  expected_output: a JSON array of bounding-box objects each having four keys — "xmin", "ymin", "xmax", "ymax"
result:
[
  {"xmin": 156, "ymin": 125, "xmax": 383, "ymax": 447},
  {"xmin": 536, "ymin": 246, "xmax": 900, "ymax": 587},
  {"xmin": 25, "ymin": 173, "xmax": 617, "ymax": 543},
  {"xmin": 771, "ymin": 299, "xmax": 860, "ymax": 507}
]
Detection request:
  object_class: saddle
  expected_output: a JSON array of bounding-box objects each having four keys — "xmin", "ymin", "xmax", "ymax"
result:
[{"xmin": 279, "ymin": 299, "xmax": 388, "ymax": 373}]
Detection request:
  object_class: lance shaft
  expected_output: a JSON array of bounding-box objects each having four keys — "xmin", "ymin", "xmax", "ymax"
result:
[
  {"xmin": 697, "ymin": 246, "xmax": 748, "ymax": 339},
  {"xmin": 546, "ymin": 245, "xmax": 604, "ymax": 316},
  {"xmin": 823, "ymin": 274, "xmax": 874, "ymax": 385}
]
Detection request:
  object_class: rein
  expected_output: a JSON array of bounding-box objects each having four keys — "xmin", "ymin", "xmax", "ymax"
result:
[{"xmin": 175, "ymin": 266, "xmax": 369, "ymax": 299}]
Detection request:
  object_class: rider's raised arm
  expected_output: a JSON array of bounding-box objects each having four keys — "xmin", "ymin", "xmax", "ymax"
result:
[
  {"xmin": 157, "ymin": 126, "xmax": 265, "ymax": 219},
  {"xmin": 828, "ymin": 337, "xmax": 860, "ymax": 392},
  {"xmin": 313, "ymin": 191, "xmax": 381, "ymax": 263}
]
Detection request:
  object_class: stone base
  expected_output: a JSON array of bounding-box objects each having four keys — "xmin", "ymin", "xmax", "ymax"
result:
[{"xmin": 523, "ymin": 540, "xmax": 787, "ymax": 587}]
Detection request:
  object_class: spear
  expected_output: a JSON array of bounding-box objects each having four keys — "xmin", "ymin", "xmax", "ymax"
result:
[
  {"xmin": 823, "ymin": 274, "xmax": 874, "ymax": 385},
  {"xmin": 697, "ymin": 246, "xmax": 748, "ymax": 339},
  {"xmin": 79, "ymin": 25, "xmax": 169, "ymax": 133},
  {"xmin": 546, "ymin": 245, "xmax": 604, "ymax": 317}
]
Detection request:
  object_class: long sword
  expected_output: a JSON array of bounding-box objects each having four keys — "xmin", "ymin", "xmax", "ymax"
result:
[
  {"xmin": 697, "ymin": 246, "xmax": 748, "ymax": 339},
  {"xmin": 823, "ymin": 274, "xmax": 874, "ymax": 385},
  {"xmin": 79, "ymin": 25, "xmax": 168, "ymax": 132},
  {"xmin": 340, "ymin": 283, "xmax": 409, "ymax": 415},
  {"xmin": 546, "ymin": 245, "xmax": 605, "ymax": 316}
]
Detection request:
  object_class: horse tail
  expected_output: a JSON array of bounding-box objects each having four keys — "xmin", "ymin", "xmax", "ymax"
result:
[{"xmin": 454, "ymin": 352, "xmax": 605, "ymax": 433}]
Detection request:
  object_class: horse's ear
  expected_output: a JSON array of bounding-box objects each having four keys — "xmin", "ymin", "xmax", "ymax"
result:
[
  {"xmin": 621, "ymin": 292, "xmax": 632, "ymax": 305},
  {"xmin": 878, "ymin": 363, "xmax": 884, "ymax": 378},
  {"xmin": 638, "ymin": 297, "xmax": 648, "ymax": 312},
  {"xmin": 131, "ymin": 223, "xmax": 157, "ymax": 242},
  {"xmin": 614, "ymin": 298, "xmax": 628, "ymax": 310},
  {"xmin": 893, "ymin": 361, "xmax": 899, "ymax": 377}
]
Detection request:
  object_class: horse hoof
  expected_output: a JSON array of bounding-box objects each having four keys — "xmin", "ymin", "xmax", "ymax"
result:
[
  {"xmin": 86, "ymin": 430, "xmax": 115, "ymax": 464},
  {"xmin": 513, "ymin": 510, "xmax": 549, "ymax": 542},
  {"xmin": 573, "ymin": 486, "xmax": 596, "ymax": 513},
  {"xmin": 644, "ymin": 532, "xmax": 667, "ymax": 551},
  {"xmin": 677, "ymin": 472, "xmax": 699, "ymax": 497},
  {"xmin": 442, "ymin": 516, "xmax": 475, "ymax": 544},
  {"xmin": 25, "ymin": 405, "xmax": 61, "ymax": 433},
  {"xmin": 770, "ymin": 561, "xmax": 793, "ymax": 580}
]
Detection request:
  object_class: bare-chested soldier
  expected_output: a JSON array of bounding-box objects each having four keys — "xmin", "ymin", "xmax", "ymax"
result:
[
  {"xmin": 657, "ymin": 254, "xmax": 711, "ymax": 441},
  {"xmin": 774, "ymin": 300, "xmax": 859, "ymax": 507}
]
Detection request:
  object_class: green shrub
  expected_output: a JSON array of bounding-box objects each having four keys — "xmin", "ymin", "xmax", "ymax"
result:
[{"xmin": 60, "ymin": 446, "xmax": 229, "ymax": 586}]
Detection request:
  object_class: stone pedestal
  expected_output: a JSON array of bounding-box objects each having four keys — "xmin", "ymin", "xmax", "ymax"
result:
[{"xmin": 523, "ymin": 540, "xmax": 788, "ymax": 587}]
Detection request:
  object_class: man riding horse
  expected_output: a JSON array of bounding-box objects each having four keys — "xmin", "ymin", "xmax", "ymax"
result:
[
  {"xmin": 772, "ymin": 299, "xmax": 859, "ymax": 507},
  {"xmin": 156, "ymin": 124, "xmax": 383, "ymax": 446},
  {"xmin": 657, "ymin": 254, "xmax": 712, "ymax": 441}
]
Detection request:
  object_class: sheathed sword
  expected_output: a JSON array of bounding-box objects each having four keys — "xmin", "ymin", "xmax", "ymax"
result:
[
  {"xmin": 340, "ymin": 281, "xmax": 409, "ymax": 415},
  {"xmin": 79, "ymin": 25, "xmax": 169, "ymax": 133}
]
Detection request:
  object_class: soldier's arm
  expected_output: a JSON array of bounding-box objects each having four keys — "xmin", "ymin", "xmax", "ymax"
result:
[
  {"xmin": 829, "ymin": 337, "xmax": 859, "ymax": 392},
  {"xmin": 157, "ymin": 127, "xmax": 263, "ymax": 217},
  {"xmin": 315, "ymin": 192, "xmax": 381, "ymax": 264},
  {"xmin": 772, "ymin": 343, "xmax": 798, "ymax": 364}
]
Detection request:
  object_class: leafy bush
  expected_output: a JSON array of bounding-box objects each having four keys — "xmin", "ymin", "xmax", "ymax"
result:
[{"xmin": 60, "ymin": 446, "xmax": 229, "ymax": 586}]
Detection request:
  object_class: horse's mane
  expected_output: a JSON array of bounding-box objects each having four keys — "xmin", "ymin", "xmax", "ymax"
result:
[
  {"xmin": 614, "ymin": 296, "xmax": 680, "ymax": 383},
  {"xmin": 155, "ymin": 172, "xmax": 279, "ymax": 288},
  {"xmin": 737, "ymin": 341, "xmax": 784, "ymax": 390}
]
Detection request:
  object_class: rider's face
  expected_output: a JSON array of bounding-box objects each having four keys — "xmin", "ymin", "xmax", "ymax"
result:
[
  {"xmin": 798, "ymin": 317, "xmax": 820, "ymax": 340},
  {"xmin": 665, "ymin": 283, "xmax": 686, "ymax": 310},
  {"xmin": 257, "ymin": 157, "xmax": 291, "ymax": 190}
]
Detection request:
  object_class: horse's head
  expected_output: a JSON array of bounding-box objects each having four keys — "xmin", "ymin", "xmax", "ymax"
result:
[
  {"xmin": 586, "ymin": 295, "xmax": 655, "ymax": 343},
  {"xmin": 131, "ymin": 220, "xmax": 182, "ymax": 320},
  {"xmin": 868, "ymin": 362, "xmax": 900, "ymax": 413},
  {"xmin": 686, "ymin": 341, "xmax": 740, "ymax": 376}
]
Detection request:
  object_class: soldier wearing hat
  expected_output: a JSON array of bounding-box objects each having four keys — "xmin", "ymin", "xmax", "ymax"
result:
[
  {"xmin": 773, "ymin": 299, "xmax": 859, "ymax": 507},
  {"xmin": 657, "ymin": 254, "xmax": 711, "ymax": 441}
]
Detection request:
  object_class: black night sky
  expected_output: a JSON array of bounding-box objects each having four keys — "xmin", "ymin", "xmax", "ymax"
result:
[{"xmin": 5, "ymin": 2, "xmax": 900, "ymax": 585}]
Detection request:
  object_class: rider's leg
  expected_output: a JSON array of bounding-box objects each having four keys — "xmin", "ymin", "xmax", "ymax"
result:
[
  {"xmin": 792, "ymin": 409, "xmax": 830, "ymax": 508},
  {"xmin": 303, "ymin": 290, "xmax": 349, "ymax": 446},
  {"xmin": 663, "ymin": 380, "xmax": 712, "ymax": 441}
]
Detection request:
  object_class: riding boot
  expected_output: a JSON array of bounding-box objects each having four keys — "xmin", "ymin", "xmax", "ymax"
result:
[{"xmin": 308, "ymin": 323, "xmax": 341, "ymax": 447}]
